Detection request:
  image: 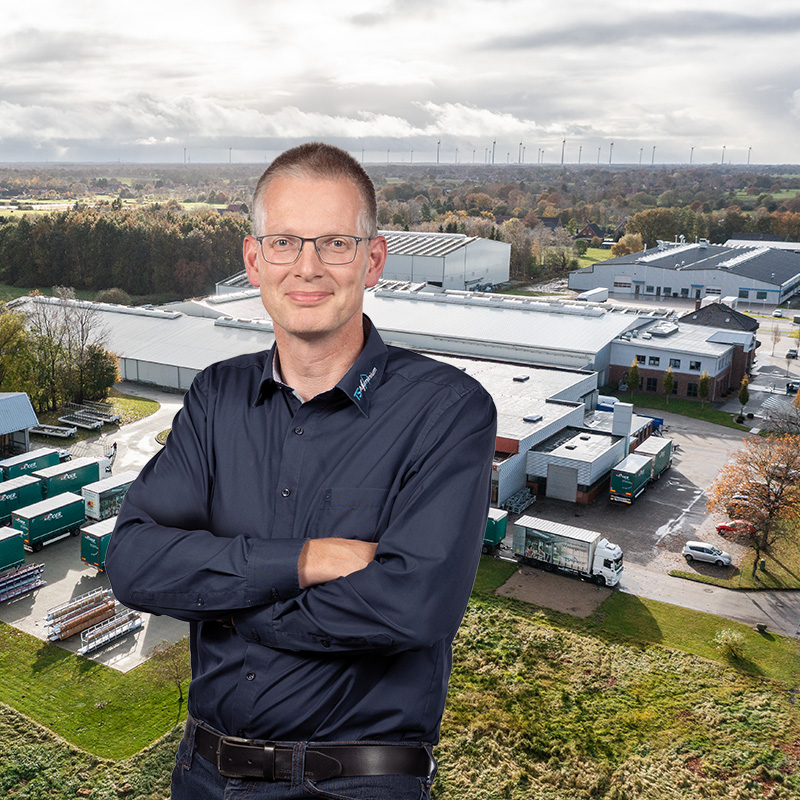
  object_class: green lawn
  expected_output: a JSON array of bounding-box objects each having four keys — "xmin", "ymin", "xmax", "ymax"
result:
[
  {"xmin": 578, "ymin": 246, "xmax": 609, "ymax": 269},
  {"xmin": 603, "ymin": 390, "xmax": 750, "ymax": 431}
]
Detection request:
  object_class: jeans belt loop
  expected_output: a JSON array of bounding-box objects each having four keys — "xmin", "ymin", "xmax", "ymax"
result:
[{"xmin": 217, "ymin": 735, "xmax": 276, "ymax": 780}]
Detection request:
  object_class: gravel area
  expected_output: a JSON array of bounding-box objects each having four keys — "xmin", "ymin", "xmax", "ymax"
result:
[{"xmin": 495, "ymin": 566, "xmax": 611, "ymax": 617}]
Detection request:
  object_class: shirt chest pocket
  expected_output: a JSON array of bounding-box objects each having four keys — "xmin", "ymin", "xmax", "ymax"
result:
[{"xmin": 314, "ymin": 487, "xmax": 389, "ymax": 541}]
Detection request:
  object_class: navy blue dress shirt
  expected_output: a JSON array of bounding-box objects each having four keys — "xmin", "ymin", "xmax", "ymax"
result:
[{"xmin": 106, "ymin": 318, "xmax": 497, "ymax": 744}]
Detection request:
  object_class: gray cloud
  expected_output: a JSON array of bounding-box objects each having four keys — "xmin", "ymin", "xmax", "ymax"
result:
[{"xmin": 488, "ymin": 11, "xmax": 800, "ymax": 50}]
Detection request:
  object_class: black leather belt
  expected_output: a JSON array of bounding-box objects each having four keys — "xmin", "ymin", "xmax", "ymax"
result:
[{"xmin": 187, "ymin": 716, "xmax": 433, "ymax": 781}]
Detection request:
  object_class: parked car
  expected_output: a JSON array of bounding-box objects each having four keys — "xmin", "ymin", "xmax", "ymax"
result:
[
  {"xmin": 773, "ymin": 309, "xmax": 784, "ymax": 317},
  {"xmin": 787, "ymin": 348, "xmax": 798, "ymax": 360},
  {"xmin": 787, "ymin": 380, "xmax": 800, "ymax": 395},
  {"xmin": 715, "ymin": 519, "xmax": 755, "ymax": 535},
  {"xmin": 682, "ymin": 541, "xmax": 732, "ymax": 567}
]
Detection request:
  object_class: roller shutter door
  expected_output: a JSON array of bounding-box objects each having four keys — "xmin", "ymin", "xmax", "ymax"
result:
[{"xmin": 546, "ymin": 464, "xmax": 578, "ymax": 502}]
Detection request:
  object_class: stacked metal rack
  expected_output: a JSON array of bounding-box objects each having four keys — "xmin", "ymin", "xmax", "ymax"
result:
[
  {"xmin": 501, "ymin": 488, "xmax": 536, "ymax": 514},
  {"xmin": 0, "ymin": 563, "xmax": 46, "ymax": 603},
  {"xmin": 78, "ymin": 609, "xmax": 142, "ymax": 655},
  {"xmin": 45, "ymin": 588, "xmax": 116, "ymax": 641}
]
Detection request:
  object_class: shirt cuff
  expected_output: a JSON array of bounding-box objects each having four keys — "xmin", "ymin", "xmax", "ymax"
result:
[{"xmin": 245, "ymin": 537, "xmax": 305, "ymax": 605}]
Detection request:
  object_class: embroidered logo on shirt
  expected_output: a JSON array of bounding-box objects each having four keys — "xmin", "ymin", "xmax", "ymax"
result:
[{"xmin": 353, "ymin": 367, "xmax": 378, "ymax": 400}]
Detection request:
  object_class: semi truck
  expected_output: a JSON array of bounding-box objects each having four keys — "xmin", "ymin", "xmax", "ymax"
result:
[
  {"xmin": 609, "ymin": 453, "xmax": 653, "ymax": 504},
  {"xmin": 633, "ymin": 437, "xmax": 673, "ymax": 481},
  {"xmin": 12, "ymin": 492, "xmax": 85, "ymax": 551},
  {"xmin": 513, "ymin": 515, "xmax": 623, "ymax": 586},
  {"xmin": 33, "ymin": 456, "xmax": 110, "ymax": 499},
  {"xmin": 81, "ymin": 516, "xmax": 116, "ymax": 571},
  {"xmin": 483, "ymin": 507, "xmax": 508, "ymax": 555},
  {"xmin": 0, "ymin": 448, "xmax": 60, "ymax": 481},
  {"xmin": 0, "ymin": 475, "xmax": 43, "ymax": 524},
  {"xmin": 82, "ymin": 471, "xmax": 137, "ymax": 521}
]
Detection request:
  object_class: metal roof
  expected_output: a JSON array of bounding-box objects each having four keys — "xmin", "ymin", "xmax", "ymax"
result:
[
  {"xmin": 381, "ymin": 230, "xmax": 476, "ymax": 258},
  {"xmin": 0, "ymin": 393, "xmax": 38, "ymax": 436},
  {"xmin": 514, "ymin": 515, "xmax": 602, "ymax": 543}
]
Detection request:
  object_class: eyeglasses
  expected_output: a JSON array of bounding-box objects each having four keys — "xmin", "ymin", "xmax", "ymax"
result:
[{"xmin": 254, "ymin": 234, "xmax": 371, "ymax": 265}]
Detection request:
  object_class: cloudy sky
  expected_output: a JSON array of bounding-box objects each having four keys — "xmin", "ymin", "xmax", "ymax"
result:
[{"xmin": 2, "ymin": 0, "xmax": 800, "ymax": 165}]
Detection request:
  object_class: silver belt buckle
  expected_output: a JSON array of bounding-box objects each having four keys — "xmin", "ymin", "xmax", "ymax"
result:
[{"xmin": 217, "ymin": 735, "xmax": 276, "ymax": 780}]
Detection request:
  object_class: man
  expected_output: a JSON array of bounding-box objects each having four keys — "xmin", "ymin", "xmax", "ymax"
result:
[{"xmin": 106, "ymin": 142, "xmax": 497, "ymax": 800}]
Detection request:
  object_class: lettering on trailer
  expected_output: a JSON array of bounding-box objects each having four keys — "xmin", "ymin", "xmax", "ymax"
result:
[
  {"xmin": 0, "ymin": 491, "xmax": 17, "ymax": 502},
  {"xmin": 20, "ymin": 463, "xmax": 38, "ymax": 472},
  {"xmin": 42, "ymin": 511, "xmax": 64, "ymax": 522},
  {"xmin": 58, "ymin": 472, "xmax": 78, "ymax": 481}
]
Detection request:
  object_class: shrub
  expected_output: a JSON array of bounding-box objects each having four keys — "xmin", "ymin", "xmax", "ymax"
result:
[
  {"xmin": 95, "ymin": 287, "xmax": 132, "ymax": 305},
  {"xmin": 712, "ymin": 628, "xmax": 745, "ymax": 660}
]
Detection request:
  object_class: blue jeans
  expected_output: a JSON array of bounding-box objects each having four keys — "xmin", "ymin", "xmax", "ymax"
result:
[{"xmin": 171, "ymin": 718, "xmax": 434, "ymax": 800}]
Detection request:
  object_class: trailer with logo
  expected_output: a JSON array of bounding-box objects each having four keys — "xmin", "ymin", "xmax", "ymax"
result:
[
  {"xmin": 0, "ymin": 527, "xmax": 25, "ymax": 573},
  {"xmin": 12, "ymin": 492, "xmax": 85, "ymax": 551},
  {"xmin": 0, "ymin": 448, "xmax": 60, "ymax": 481},
  {"xmin": 81, "ymin": 517, "xmax": 116, "ymax": 571},
  {"xmin": 512, "ymin": 515, "xmax": 623, "ymax": 586},
  {"xmin": 633, "ymin": 437, "xmax": 674, "ymax": 481},
  {"xmin": 0, "ymin": 475, "xmax": 43, "ymax": 524},
  {"xmin": 609, "ymin": 453, "xmax": 653, "ymax": 504},
  {"xmin": 33, "ymin": 456, "xmax": 109, "ymax": 499},
  {"xmin": 82, "ymin": 471, "xmax": 137, "ymax": 521}
]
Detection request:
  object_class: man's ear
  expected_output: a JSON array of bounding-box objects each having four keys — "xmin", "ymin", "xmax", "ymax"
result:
[
  {"xmin": 364, "ymin": 236, "xmax": 387, "ymax": 288},
  {"xmin": 243, "ymin": 235, "xmax": 261, "ymax": 287}
]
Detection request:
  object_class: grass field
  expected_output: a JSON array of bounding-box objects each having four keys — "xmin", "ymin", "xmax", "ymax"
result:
[
  {"xmin": 2, "ymin": 556, "xmax": 800, "ymax": 798},
  {"xmin": 578, "ymin": 246, "xmax": 610, "ymax": 269},
  {"xmin": 604, "ymin": 389, "xmax": 751, "ymax": 431}
]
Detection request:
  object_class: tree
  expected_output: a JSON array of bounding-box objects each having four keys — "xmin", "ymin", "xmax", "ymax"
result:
[
  {"xmin": 662, "ymin": 367, "xmax": 675, "ymax": 405},
  {"xmin": 147, "ymin": 638, "xmax": 191, "ymax": 722},
  {"xmin": 706, "ymin": 434, "xmax": 800, "ymax": 572},
  {"xmin": 610, "ymin": 233, "xmax": 643, "ymax": 257},
  {"xmin": 771, "ymin": 325, "xmax": 781, "ymax": 356},
  {"xmin": 698, "ymin": 371, "xmax": 711, "ymax": 409},
  {"xmin": 738, "ymin": 376, "xmax": 750, "ymax": 418},
  {"xmin": 627, "ymin": 359, "xmax": 640, "ymax": 398},
  {"xmin": 625, "ymin": 208, "xmax": 679, "ymax": 248}
]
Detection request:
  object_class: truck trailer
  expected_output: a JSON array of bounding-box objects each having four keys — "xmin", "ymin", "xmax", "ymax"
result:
[
  {"xmin": 609, "ymin": 453, "xmax": 653, "ymax": 504},
  {"xmin": 483, "ymin": 507, "xmax": 508, "ymax": 555},
  {"xmin": 82, "ymin": 471, "xmax": 137, "ymax": 521},
  {"xmin": 634, "ymin": 437, "xmax": 673, "ymax": 481},
  {"xmin": 0, "ymin": 475, "xmax": 43, "ymax": 524},
  {"xmin": 0, "ymin": 527, "xmax": 25, "ymax": 572},
  {"xmin": 12, "ymin": 492, "xmax": 85, "ymax": 551},
  {"xmin": 0, "ymin": 448, "xmax": 60, "ymax": 481},
  {"xmin": 513, "ymin": 515, "xmax": 623, "ymax": 586},
  {"xmin": 81, "ymin": 516, "xmax": 116, "ymax": 570},
  {"xmin": 33, "ymin": 456, "xmax": 109, "ymax": 499}
]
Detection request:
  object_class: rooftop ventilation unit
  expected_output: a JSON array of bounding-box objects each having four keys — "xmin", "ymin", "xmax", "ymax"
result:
[
  {"xmin": 523, "ymin": 413, "xmax": 543, "ymax": 423},
  {"xmin": 513, "ymin": 375, "xmax": 530, "ymax": 382}
]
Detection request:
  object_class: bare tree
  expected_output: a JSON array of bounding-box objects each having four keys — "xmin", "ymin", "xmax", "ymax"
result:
[{"xmin": 148, "ymin": 638, "xmax": 191, "ymax": 722}]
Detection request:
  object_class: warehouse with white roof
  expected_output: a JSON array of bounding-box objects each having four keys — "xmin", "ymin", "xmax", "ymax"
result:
[{"xmin": 218, "ymin": 229, "xmax": 510, "ymax": 293}]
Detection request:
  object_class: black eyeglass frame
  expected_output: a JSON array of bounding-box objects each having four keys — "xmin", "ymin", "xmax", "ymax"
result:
[{"xmin": 253, "ymin": 234, "xmax": 374, "ymax": 265}]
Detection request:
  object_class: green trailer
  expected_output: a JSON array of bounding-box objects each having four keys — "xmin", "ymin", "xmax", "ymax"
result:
[
  {"xmin": 0, "ymin": 448, "xmax": 60, "ymax": 481},
  {"xmin": 0, "ymin": 475, "xmax": 43, "ymax": 524},
  {"xmin": 609, "ymin": 453, "xmax": 652, "ymax": 504},
  {"xmin": 81, "ymin": 471, "xmax": 137, "ymax": 521},
  {"xmin": 0, "ymin": 527, "xmax": 25, "ymax": 572},
  {"xmin": 483, "ymin": 507, "xmax": 508, "ymax": 555},
  {"xmin": 633, "ymin": 437, "xmax": 673, "ymax": 480},
  {"xmin": 81, "ymin": 516, "xmax": 116, "ymax": 571},
  {"xmin": 33, "ymin": 456, "xmax": 102, "ymax": 499},
  {"xmin": 12, "ymin": 492, "xmax": 84, "ymax": 552}
]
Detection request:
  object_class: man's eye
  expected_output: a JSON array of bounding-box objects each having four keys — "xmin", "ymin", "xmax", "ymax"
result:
[{"xmin": 272, "ymin": 237, "xmax": 292, "ymax": 248}]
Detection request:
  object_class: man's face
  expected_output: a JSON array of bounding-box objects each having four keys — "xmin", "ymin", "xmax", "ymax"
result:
[{"xmin": 243, "ymin": 175, "xmax": 386, "ymax": 342}]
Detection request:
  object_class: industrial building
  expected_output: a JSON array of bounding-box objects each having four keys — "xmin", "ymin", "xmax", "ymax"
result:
[
  {"xmin": 0, "ymin": 393, "xmax": 39, "ymax": 457},
  {"xmin": 217, "ymin": 229, "xmax": 510, "ymax": 293},
  {"xmin": 569, "ymin": 240, "xmax": 800, "ymax": 307}
]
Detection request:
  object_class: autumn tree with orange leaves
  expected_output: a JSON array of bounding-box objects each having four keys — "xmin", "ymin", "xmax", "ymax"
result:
[{"xmin": 707, "ymin": 434, "xmax": 800, "ymax": 574}]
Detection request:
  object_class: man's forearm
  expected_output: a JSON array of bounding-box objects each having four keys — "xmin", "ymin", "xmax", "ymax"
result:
[{"xmin": 298, "ymin": 538, "xmax": 378, "ymax": 588}]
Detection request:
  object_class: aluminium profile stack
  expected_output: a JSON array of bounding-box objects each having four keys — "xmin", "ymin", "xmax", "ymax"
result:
[{"xmin": 0, "ymin": 563, "xmax": 46, "ymax": 603}]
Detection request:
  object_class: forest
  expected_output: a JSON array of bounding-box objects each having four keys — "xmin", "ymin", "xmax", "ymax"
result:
[{"xmin": 2, "ymin": 162, "xmax": 800, "ymax": 296}]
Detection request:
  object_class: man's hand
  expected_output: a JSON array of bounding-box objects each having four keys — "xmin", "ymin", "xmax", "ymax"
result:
[{"xmin": 298, "ymin": 538, "xmax": 378, "ymax": 588}]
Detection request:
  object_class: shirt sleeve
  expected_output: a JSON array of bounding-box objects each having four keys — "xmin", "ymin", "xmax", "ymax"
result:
[
  {"xmin": 232, "ymin": 384, "xmax": 497, "ymax": 654},
  {"xmin": 105, "ymin": 370, "xmax": 306, "ymax": 622}
]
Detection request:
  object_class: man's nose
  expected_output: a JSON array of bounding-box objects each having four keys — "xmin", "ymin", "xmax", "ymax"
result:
[{"xmin": 293, "ymin": 240, "xmax": 325, "ymax": 276}]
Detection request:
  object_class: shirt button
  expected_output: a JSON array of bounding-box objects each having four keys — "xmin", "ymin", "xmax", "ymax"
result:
[
  {"xmin": 281, "ymin": 488, "xmax": 291, "ymax": 498},
  {"xmin": 251, "ymin": 631, "xmax": 261, "ymax": 643},
  {"xmin": 246, "ymin": 672, "xmax": 255, "ymax": 681},
  {"xmin": 294, "ymin": 427, "xmax": 304, "ymax": 435},
  {"xmin": 196, "ymin": 597, "xmax": 204, "ymax": 607},
  {"xmin": 321, "ymin": 640, "xmax": 331, "ymax": 648}
]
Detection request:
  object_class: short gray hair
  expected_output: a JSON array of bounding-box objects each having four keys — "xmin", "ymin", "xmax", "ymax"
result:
[{"xmin": 252, "ymin": 142, "xmax": 377, "ymax": 238}]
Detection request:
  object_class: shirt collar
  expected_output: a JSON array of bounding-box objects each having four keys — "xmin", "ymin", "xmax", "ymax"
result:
[{"xmin": 254, "ymin": 316, "xmax": 388, "ymax": 417}]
